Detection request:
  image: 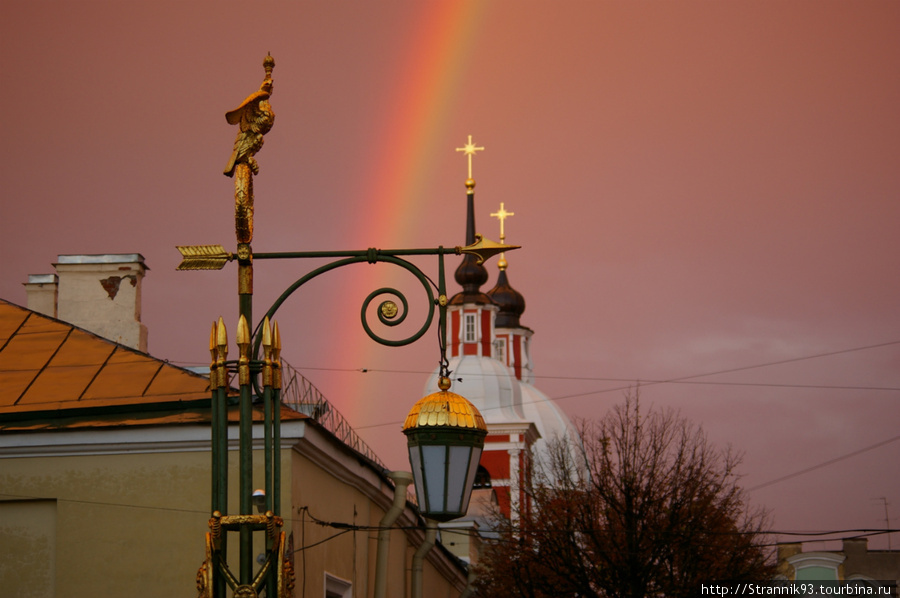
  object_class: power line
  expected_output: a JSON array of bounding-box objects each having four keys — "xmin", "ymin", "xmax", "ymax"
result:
[
  {"xmin": 348, "ymin": 368, "xmax": 900, "ymax": 393},
  {"xmin": 748, "ymin": 434, "xmax": 900, "ymax": 491},
  {"xmin": 547, "ymin": 339, "xmax": 900, "ymax": 401},
  {"xmin": 5, "ymin": 490, "xmax": 894, "ymax": 550},
  {"xmin": 347, "ymin": 339, "xmax": 900, "ymax": 431},
  {"xmin": 168, "ymin": 339, "xmax": 900, "ymax": 396}
]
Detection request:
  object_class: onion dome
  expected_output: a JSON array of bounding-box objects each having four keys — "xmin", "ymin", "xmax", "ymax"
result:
[
  {"xmin": 451, "ymin": 255, "xmax": 492, "ymax": 305},
  {"xmin": 487, "ymin": 268, "xmax": 525, "ymax": 328}
]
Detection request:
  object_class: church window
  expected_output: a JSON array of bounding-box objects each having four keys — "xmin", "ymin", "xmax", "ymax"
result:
[
  {"xmin": 493, "ymin": 338, "xmax": 507, "ymax": 363},
  {"xmin": 464, "ymin": 313, "xmax": 477, "ymax": 343},
  {"xmin": 474, "ymin": 465, "xmax": 492, "ymax": 488}
]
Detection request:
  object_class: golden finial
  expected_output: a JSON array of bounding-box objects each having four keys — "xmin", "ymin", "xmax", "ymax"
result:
[
  {"xmin": 262, "ymin": 317, "xmax": 273, "ymax": 387},
  {"xmin": 271, "ymin": 320, "xmax": 282, "ymax": 390},
  {"xmin": 263, "ymin": 53, "xmax": 275, "ymax": 80},
  {"xmin": 261, "ymin": 316, "xmax": 273, "ymax": 358},
  {"xmin": 209, "ymin": 322, "xmax": 218, "ymax": 361},
  {"xmin": 216, "ymin": 317, "xmax": 228, "ymax": 356},
  {"xmin": 215, "ymin": 317, "xmax": 229, "ymax": 388},
  {"xmin": 490, "ymin": 202, "xmax": 515, "ymax": 270},
  {"xmin": 237, "ymin": 315, "xmax": 251, "ymax": 384},
  {"xmin": 236, "ymin": 315, "xmax": 250, "ymax": 355},
  {"xmin": 271, "ymin": 320, "xmax": 281, "ymax": 362},
  {"xmin": 455, "ymin": 135, "xmax": 484, "ymax": 191},
  {"xmin": 209, "ymin": 322, "xmax": 219, "ymax": 389}
]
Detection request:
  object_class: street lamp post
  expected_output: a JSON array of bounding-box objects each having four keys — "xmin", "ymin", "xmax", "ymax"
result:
[{"xmin": 183, "ymin": 56, "xmax": 513, "ymax": 598}]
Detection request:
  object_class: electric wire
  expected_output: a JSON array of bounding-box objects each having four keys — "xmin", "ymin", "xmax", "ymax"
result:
[
  {"xmin": 748, "ymin": 434, "xmax": 900, "ymax": 492},
  {"xmin": 1, "ymin": 490, "xmax": 894, "ymax": 549},
  {"xmin": 318, "ymin": 338, "xmax": 900, "ymax": 433},
  {"xmin": 165, "ymin": 339, "xmax": 900, "ymax": 397}
]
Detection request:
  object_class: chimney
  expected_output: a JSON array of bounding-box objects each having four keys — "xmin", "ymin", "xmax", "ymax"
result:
[
  {"xmin": 27, "ymin": 254, "xmax": 149, "ymax": 352},
  {"xmin": 842, "ymin": 537, "xmax": 868, "ymax": 557},
  {"xmin": 24, "ymin": 274, "xmax": 59, "ymax": 318}
]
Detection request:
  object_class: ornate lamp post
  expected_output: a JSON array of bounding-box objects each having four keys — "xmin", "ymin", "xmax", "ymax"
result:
[{"xmin": 181, "ymin": 56, "xmax": 513, "ymax": 598}]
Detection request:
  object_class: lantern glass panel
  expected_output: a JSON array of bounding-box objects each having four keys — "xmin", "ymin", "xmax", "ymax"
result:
[
  {"xmin": 446, "ymin": 445, "xmax": 473, "ymax": 513},
  {"xmin": 408, "ymin": 446, "xmax": 425, "ymax": 510},
  {"xmin": 460, "ymin": 447, "xmax": 483, "ymax": 513},
  {"xmin": 421, "ymin": 445, "xmax": 447, "ymax": 511}
]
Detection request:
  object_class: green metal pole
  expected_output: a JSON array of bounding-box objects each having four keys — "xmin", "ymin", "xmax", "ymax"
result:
[
  {"xmin": 239, "ymin": 379, "xmax": 252, "ymax": 584},
  {"xmin": 239, "ymin": 295, "xmax": 252, "ymax": 338},
  {"xmin": 271, "ymin": 321, "xmax": 283, "ymax": 518},
  {"xmin": 263, "ymin": 382, "xmax": 273, "ymax": 512},
  {"xmin": 270, "ymin": 361, "xmax": 282, "ymax": 598},
  {"xmin": 210, "ymin": 382, "xmax": 219, "ymax": 515},
  {"xmin": 237, "ymin": 316, "xmax": 253, "ymax": 585},
  {"xmin": 215, "ymin": 385, "xmax": 228, "ymax": 598},
  {"xmin": 216, "ymin": 385, "xmax": 229, "ymax": 514},
  {"xmin": 263, "ymin": 380, "xmax": 275, "ymax": 598},
  {"xmin": 273, "ymin": 386, "xmax": 282, "ymax": 516},
  {"xmin": 211, "ymin": 320, "xmax": 229, "ymax": 598}
]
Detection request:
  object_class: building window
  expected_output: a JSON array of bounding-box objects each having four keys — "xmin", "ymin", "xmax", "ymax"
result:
[
  {"xmin": 787, "ymin": 553, "xmax": 843, "ymax": 582},
  {"xmin": 795, "ymin": 565, "xmax": 838, "ymax": 581},
  {"xmin": 493, "ymin": 338, "xmax": 506, "ymax": 363},
  {"xmin": 325, "ymin": 572, "xmax": 352, "ymax": 598},
  {"xmin": 474, "ymin": 465, "xmax": 492, "ymax": 488},
  {"xmin": 464, "ymin": 313, "xmax": 477, "ymax": 343}
]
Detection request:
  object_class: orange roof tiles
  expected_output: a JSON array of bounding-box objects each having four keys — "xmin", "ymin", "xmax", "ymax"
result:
[{"xmin": 0, "ymin": 300, "xmax": 210, "ymax": 414}]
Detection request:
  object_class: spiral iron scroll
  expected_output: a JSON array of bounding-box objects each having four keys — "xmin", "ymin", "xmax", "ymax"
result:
[{"xmin": 253, "ymin": 255, "xmax": 438, "ymax": 357}]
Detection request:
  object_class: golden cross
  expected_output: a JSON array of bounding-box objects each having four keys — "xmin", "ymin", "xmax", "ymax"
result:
[
  {"xmin": 490, "ymin": 203, "xmax": 515, "ymax": 244},
  {"xmin": 455, "ymin": 135, "xmax": 484, "ymax": 179}
]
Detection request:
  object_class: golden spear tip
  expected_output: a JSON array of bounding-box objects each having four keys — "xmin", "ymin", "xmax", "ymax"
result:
[
  {"xmin": 261, "ymin": 317, "xmax": 273, "ymax": 361},
  {"xmin": 236, "ymin": 315, "xmax": 250, "ymax": 348},
  {"xmin": 272, "ymin": 321, "xmax": 282, "ymax": 360},
  {"xmin": 261, "ymin": 316, "xmax": 272, "ymax": 347},
  {"xmin": 209, "ymin": 322, "xmax": 217, "ymax": 354},
  {"xmin": 216, "ymin": 317, "xmax": 228, "ymax": 353}
]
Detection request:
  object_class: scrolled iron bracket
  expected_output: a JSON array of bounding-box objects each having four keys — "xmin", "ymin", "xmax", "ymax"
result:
[
  {"xmin": 249, "ymin": 252, "xmax": 443, "ymax": 360},
  {"xmin": 246, "ymin": 236, "xmax": 518, "ymax": 355}
]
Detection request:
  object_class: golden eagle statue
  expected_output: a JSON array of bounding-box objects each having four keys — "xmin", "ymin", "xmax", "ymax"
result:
[{"xmin": 225, "ymin": 54, "xmax": 275, "ymax": 244}]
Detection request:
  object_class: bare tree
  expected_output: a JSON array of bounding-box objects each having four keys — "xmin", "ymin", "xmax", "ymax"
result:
[{"xmin": 473, "ymin": 393, "xmax": 775, "ymax": 597}]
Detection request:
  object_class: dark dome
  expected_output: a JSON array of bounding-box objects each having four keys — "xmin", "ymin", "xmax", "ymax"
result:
[
  {"xmin": 449, "ymin": 254, "xmax": 492, "ymax": 305},
  {"xmin": 487, "ymin": 269, "xmax": 525, "ymax": 327}
]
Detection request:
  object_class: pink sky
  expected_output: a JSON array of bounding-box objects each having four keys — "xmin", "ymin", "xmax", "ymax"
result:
[{"xmin": 2, "ymin": 1, "xmax": 899, "ymax": 551}]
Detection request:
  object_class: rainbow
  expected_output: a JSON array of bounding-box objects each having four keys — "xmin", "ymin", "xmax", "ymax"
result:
[{"xmin": 316, "ymin": 1, "xmax": 489, "ymax": 426}]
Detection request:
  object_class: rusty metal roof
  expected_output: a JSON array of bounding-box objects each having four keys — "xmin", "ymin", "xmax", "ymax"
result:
[{"xmin": 0, "ymin": 299, "xmax": 211, "ymax": 418}]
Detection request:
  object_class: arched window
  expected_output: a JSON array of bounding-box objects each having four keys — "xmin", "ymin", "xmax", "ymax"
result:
[{"xmin": 473, "ymin": 465, "xmax": 492, "ymax": 489}]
